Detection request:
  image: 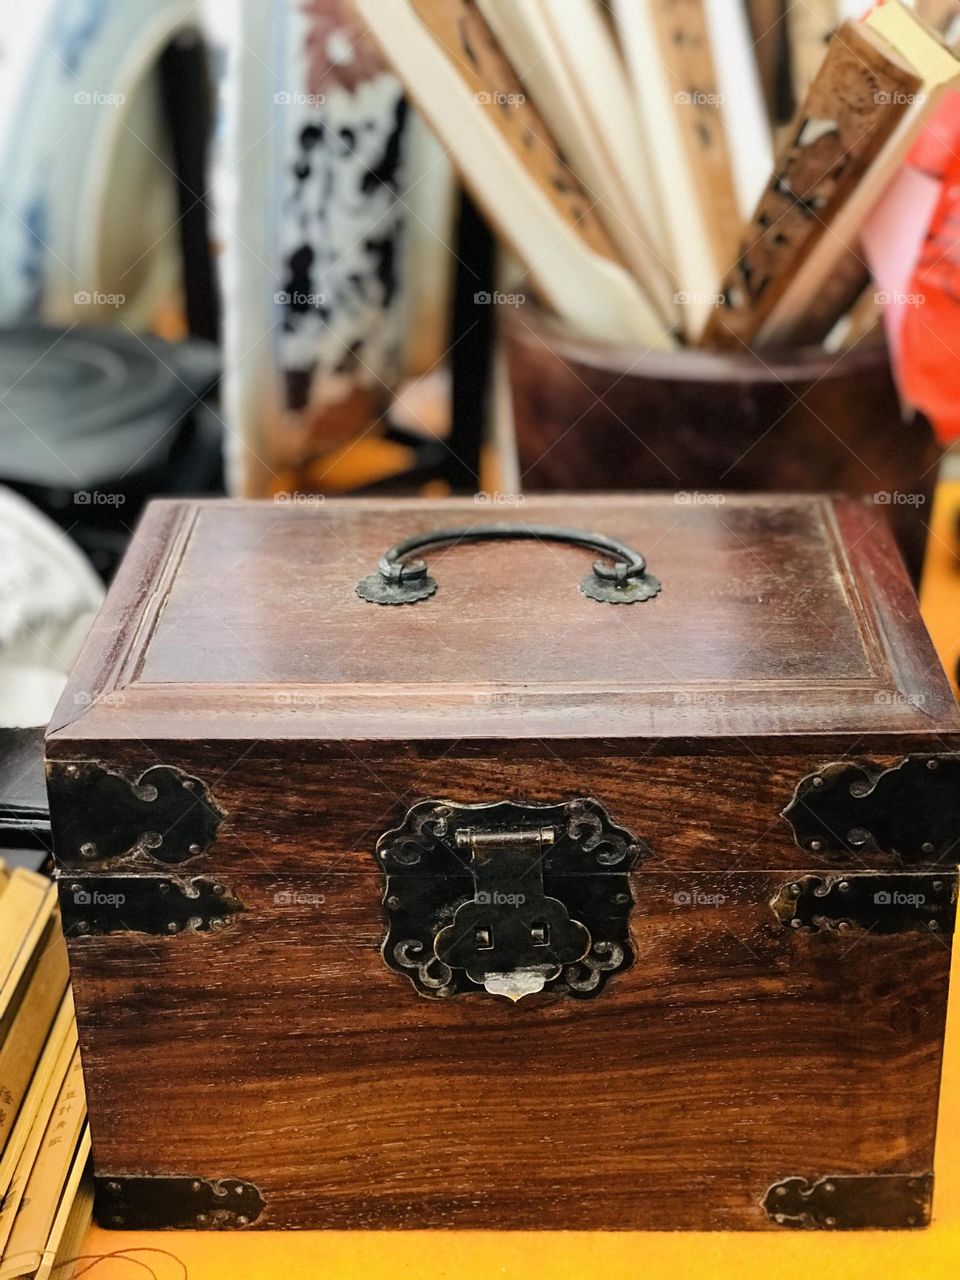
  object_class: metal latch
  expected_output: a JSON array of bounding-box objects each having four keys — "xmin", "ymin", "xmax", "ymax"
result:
[
  {"xmin": 763, "ymin": 1174, "xmax": 932, "ymax": 1229},
  {"xmin": 376, "ymin": 798, "xmax": 643, "ymax": 1002},
  {"xmin": 58, "ymin": 875, "xmax": 244, "ymax": 938},
  {"xmin": 96, "ymin": 1174, "xmax": 264, "ymax": 1229}
]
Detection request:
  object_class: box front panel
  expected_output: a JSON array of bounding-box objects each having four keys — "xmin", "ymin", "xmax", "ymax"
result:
[{"xmin": 61, "ymin": 854, "xmax": 953, "ymax": 1230}]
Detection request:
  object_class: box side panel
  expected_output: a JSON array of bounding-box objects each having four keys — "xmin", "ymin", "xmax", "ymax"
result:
[{"xmin": 61, "ymin": 867, "xmax": 953, "ymax": 1230}]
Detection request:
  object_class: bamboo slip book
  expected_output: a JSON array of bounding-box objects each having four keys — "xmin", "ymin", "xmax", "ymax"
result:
[
  {"xmin": 354, "ymin": 0, "xmax": 677, "ymax": 350},
  {"xmin": 356, "ymin": 0, "xmax": 960, "ymax": 355},
  {"xmin": 707, "ymin": 3, "xmax": 960, "ymax": 348},
  {"xmin": 0, "ymin": 866, "xmax": 91, "ymax": 1280}
]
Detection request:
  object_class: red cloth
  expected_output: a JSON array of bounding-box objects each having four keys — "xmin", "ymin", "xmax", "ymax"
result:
[{"xmin": 899, "ymin": 93, "xmax": 960, "ymax": 442}]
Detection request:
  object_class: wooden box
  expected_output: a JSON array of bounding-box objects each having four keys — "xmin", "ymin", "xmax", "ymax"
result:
[{"xmin": 46, "ymin": 494, "xmax": 960, "ymax": 1232}]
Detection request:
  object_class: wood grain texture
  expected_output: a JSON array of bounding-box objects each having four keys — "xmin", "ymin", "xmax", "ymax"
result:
[
  {"xmin": 64, "ymin": 868, "xmax": 952, "ymax": 1229},
  {"xmin": 44, "ymin": 743, "xmax": 960, "ymax": 878},
  {"xmin": 704, "ymin": 21, "xmax": 922, "ymax": 349}
]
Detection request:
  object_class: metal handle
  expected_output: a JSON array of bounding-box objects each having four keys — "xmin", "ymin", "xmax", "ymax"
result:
[{"xmin": 355, "ymin": 523, "xmax": 661, "ymax": 605}]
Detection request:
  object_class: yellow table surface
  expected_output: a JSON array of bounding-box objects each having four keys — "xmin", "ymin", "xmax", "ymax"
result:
[{"xmin": 77, "ymin": 484, "xmax": 960, "ymax": 1279}]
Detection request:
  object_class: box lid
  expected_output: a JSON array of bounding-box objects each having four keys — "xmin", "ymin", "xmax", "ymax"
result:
[{"xmin": 47, "ymin": 494, "xmax": 958, "ymax": 746}]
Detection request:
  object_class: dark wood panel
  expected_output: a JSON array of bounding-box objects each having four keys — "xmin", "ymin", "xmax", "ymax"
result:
[
  {"xmin": 45, "ymin": 743, "xmax": 960, "ymax": 876},
  {"xmin": 137, "ymin": 499, "xmax": 880, "ymax": 688},
  {"xmin": 66, "ymin": 869, "xmax": 951, "ymax": 1230}
]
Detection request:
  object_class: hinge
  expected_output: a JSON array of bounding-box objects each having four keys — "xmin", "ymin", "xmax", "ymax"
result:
[
  {"xmin": 96, "ymin": 1174, "xmax": 264, "ymax": 1229},
  {"xmin": 771, "ymin": 873, "xmax": 956, "ymax": 936},
  {"xmin": 782, "ymin": 755, "xmax": 960, "ymax": 865},
  {"xmin": 763, "ymin": 1173, "xmax": 932, "ymax": 1229},
  {"xmin": 46, "ymin": 760, "xmax": 224, "ymax": 868},
  {"xmin": 58, "ymin": 876, "xmax": 243, "ymax": 937}
]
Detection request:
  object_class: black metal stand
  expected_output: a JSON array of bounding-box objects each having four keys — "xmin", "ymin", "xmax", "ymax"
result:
[
  {"xmin": 371, "ymin": 184, "xmax": 496, "ymax": 494},
  {"xmin": 158, "ymin": 31, "xmax": 220, "ymax": 343}
]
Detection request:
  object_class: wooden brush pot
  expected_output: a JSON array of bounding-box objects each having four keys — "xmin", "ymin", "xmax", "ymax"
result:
[{"xmin": 502, "ymin": 303, "xmax": 939, "ymax": 582}]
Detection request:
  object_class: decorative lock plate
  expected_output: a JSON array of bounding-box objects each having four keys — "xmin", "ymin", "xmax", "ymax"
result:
[
  {"xmin": 782, "ymin": 756, "xmax": 960, "ymax": 864},
  {"xmin": 375, "ymin": 798, "xmax": 643, "ymax": 1001},
  {"xmin": 58, "ymin": 876, "xmax": 244, "ymax": 938},
  {"xmin": 46, "ymin": 760, "xmax": 224, "ymax": 868},
  {"xmin": 770, "ymin": 873, "xmax": 956, "ymax": 936}
]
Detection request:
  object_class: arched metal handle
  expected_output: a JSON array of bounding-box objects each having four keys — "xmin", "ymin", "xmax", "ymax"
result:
[{"xmin": 355, "ymin": 523, "xmax": 661, "ymax": 605}]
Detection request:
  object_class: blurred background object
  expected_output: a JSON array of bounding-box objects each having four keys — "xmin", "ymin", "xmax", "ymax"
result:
[
  {"xmin": 0, "ymin": 488, "xmax": 103, "ymax": 730},
  {"xmin": 214, "ymin": 0, "xmax": 460, "ymax": 498},
  {"xmin": 0, "ymin": 0, "xmax": 491, "ymax": 758},
  {"xmin": 0, "ymin": 0, "xmax": 955, "ymax": 533},
  {"xmin": 0, "ymin": 0, "xmax": 225, "ymax": 608},
  {"xmin": 503, "ymin": 302, "xmax": 939, "ymax": 584},
  {"xmin": 0, "ymin": 0, "xmax": 205, "ymax": 330},
  {"xmin": 0, "ymin": 328, "xmax": 221, "ymax": 582},
  {"xmin": 0, "ymin": 0, "xmax": 956, "ymax": 718}
]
